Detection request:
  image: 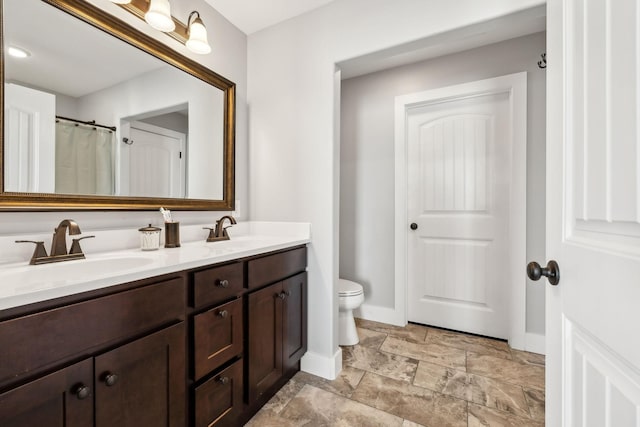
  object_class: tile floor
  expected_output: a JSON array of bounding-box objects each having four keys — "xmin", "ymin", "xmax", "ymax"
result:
[{"xmin": 246, "ymin": 319, "xmax": 545, "ymax": 426}]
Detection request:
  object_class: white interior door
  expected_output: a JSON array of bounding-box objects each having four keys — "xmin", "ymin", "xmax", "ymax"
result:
[
  {"xmin": 399, "ymin": 74, "xmax": 527, "ymax": 344},
  {"xmin": 546, "ymin": 0, "xmax": 640, "ymax": 425},
  {"xmin": 120, "ymin": 121, "xmax": 185, "ymax": 198},
  {"xmin": 3, "ymin": 83, "xmax": 55, "ymax": 193}
]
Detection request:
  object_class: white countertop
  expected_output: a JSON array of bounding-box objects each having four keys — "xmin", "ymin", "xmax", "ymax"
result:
[{"xmin": 0, "ymin": 222, "xmax": 310, "ymax": 311}]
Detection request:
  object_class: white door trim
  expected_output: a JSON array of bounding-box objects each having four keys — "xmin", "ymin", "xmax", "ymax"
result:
[{"xmin": 394, "ymin": 72, "xmax": 528, "ymax": 349}]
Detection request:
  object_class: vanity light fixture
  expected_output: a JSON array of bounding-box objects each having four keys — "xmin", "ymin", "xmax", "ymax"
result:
[
  {"xmin": 186, "ymin": 12, "xmax": 211, "ymax": 55},
  {"xmin": 8, "ymin": 46, "xmax": 31, "ymax": 58},
  {"xmin": 145, "ymin": 0, "xmax": 175, "ymax": 32},
  {"xmin": 114, "ymin": 0, "xmax": 211, "ymax": 54}
]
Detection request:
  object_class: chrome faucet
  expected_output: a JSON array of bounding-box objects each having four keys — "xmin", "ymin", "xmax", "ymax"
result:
[
  {"xmin": 16, "ymin": 219, "xmax": 94, "ymax": 265},
  {"xmin": 204, "ymin": 215, "xmax": 237, "ymax": 242}
]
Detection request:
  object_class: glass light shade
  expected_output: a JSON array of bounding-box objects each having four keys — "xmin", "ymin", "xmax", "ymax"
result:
[
  {"xmin": 145, "ymin": 0, "xmax": 175, "ymax": 32},
  {"xmin": 186, "ymin": 16, "xmax": 211, "ymax": 54}
]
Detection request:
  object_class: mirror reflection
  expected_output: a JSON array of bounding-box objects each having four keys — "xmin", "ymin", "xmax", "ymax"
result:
[{"xmin": 3, "ymin": 0, "xmax": 225, "ymax": 201}]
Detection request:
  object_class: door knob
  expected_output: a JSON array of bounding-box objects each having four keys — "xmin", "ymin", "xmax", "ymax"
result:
[
  {"xmin": 527, "ymin": 260, "xmax": 560, "ymax": 286},
  {"xmin": 410, "ymin": 223, "xmax": 418, "ymax": 230}
]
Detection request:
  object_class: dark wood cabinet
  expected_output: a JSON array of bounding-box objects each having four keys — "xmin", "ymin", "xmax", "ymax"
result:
[
  {"xmin": 95, "ymin": 323, "xmax": 185, "ymax": 427},
  {"xmin": 247, "ymin": 281, "xmax": 284, "ymax": 403},
  {"xmin": 0, "ymin": 358, "xmax": 93, "ymax": 427},
  {"xmin": 283, "ymin": 272, "xmax": 308, "ymax": 373},
  {"xmin": 0, "ymin": 245, "xmax": 307, "ymax": 426},
  {"xmin": 247, "ymin": 270, "xmax": 307, "ymax": 404},
  {"xmin": 0, "ymin": 320, "xmax": 185, "ymax": 427},
  {"xmin": 0, "ymin": 278, "xmax": 185, "ymax": 427}
]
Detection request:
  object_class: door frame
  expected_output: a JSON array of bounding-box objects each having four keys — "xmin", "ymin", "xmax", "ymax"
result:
[{"xmin": 393, "ymin": 73, "xmax": 528, "ymax": 349}]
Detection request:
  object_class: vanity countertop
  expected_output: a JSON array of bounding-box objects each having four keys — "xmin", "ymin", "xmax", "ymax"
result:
[{"xmin": 0, "ymin": 222, "xmax": 310, "ymax": 311}]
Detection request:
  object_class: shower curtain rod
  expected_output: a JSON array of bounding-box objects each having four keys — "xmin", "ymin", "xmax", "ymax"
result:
[{"xmin": 55, "ymin": 115, "xmax": 116, "ymax": 132}]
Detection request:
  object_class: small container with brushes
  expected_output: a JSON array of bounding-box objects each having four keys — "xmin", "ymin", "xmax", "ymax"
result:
[{"xmin": 160, "ymin": 207, "xmax": 180, "ymax": 248}]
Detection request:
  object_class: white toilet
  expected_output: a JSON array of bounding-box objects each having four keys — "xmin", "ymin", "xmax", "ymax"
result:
[{"xmin": 338, "ymin": 279, "xmax": 365, "ymax": 346}]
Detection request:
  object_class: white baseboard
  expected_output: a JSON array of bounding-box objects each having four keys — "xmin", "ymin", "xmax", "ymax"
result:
[
  {"xmin": 300, "ymin": 348, "xmax": 342, "ymax": 380},
  {"xmin": 525, "ymin": 332, "xmax": 545, "ymax": 355},
  {"xmin": 356, "ymin": 303, "xmax": 405, "ymax": 327}
]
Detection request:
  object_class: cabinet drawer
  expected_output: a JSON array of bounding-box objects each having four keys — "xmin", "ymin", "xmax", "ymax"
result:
[
  {"xmin": 247, "ymin": 247, "xmax": 307, "ymax": 289},
  {"xmin": 192, "ymin": 262, "xmax": 244, "ymax": 308},
  {"xmin": 0, "ymin": 278, "xmax": 184, "ymax": 389},
  {"xmin": 193, "ymin": 298, "xmax": 243, "ymax": 380},
  {"xmin": 194, "ymin": 359, "xmax": 243, "ymax": 427}
]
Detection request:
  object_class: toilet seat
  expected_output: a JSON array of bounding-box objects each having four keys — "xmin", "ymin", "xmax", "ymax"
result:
[{"xmin": 339, "ymin": 279, "xmax": 363, "ymax": 297}]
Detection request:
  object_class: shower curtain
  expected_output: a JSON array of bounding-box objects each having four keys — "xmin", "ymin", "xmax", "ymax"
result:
[{"xmin": 55, "ymin": 121, "xmax": 115, "ymax": 195}]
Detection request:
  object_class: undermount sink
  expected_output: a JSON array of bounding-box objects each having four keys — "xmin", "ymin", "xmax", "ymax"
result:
[{"xmin": 2, "ymin": 255, "xmax": 155, "ymax": 295}]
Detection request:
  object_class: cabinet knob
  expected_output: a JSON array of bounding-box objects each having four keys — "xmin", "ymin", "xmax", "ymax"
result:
[
  {"xmin": 217, "ymin": 279, "xmax": 230, "ymax": 288},
  {"xmin": 278, "ymin": 292, "xmax": 286, "ymax": 300},
  {"xmin": 218, "ymin": 376, "xmax": 229, "ymax": 385},
  {"xmin": 218, "ymin": 310, "xmax": 228, "ymax": 318},
  {"xmin": 72, "ymin": 383, "xmax": 91, "ymax": 400},
  {"xmin": 102, "ymin": 372, "xmax": 119, "ymax": 387}
]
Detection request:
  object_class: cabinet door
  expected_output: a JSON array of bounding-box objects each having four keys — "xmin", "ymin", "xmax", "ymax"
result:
[
  {"xmin": 283, "ymin": 272, "xmax": 307, "ymax": 373},
  {"xmin": 0, "ymin": 358, "xmax": 93, "ymax": 427},
  {"xmin": 247, "ymin": 282, "xmax": 283, "ymax": 403},
  {"xmin": 95, "ymin": 323, "xmax": 185, "ymax": 427}
]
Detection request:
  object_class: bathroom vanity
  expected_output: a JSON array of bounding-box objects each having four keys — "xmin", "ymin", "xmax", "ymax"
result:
[{"xmin": 0, "ymin": 228, "xmax": 309, "ymax": 426}]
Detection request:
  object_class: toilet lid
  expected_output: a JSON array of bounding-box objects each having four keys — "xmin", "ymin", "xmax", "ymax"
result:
[{"xmin": 339, "ymin": 279, "xmax": 363, "ymax": 296}]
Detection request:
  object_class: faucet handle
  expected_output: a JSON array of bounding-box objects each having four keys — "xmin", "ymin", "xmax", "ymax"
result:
[
  {"xmin": 16, "ymin": 240, "xmax": 49, "ymax": 265},
  {"xmin": 203, "ymin": 227, "xmax": 217, "ymax": 242},
  {"xmin": 69, "ymin": 235, "xmax": 95, "ymax": 255}
]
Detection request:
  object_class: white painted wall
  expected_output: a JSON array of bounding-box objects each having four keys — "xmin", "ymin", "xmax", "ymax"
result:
[
  {"xmin": 77, "ymin": 66, "xmax": 224, "ymax": 200},
  {"xmin": 0, "ymin": 0, "xmax": 247, "ymax": 234},
  {"xmin": 248, "ymin": 0, "xmax": 546, "ymax": 378},
  {"xmin": 340, "ymin": 32, "xmax": 547, "ymax": 336}
]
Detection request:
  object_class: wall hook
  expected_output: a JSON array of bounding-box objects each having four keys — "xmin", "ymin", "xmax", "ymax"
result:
[
  {"xmin": 538, "ymin": 53, "xmax": 547, "ymax": 69},
  {"xmin": 122, "ymin": 137, "xmax": 134, "ymax": 145}
]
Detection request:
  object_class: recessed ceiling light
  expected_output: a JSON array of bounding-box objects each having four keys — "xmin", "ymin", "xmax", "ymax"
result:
[{"xmin": 8, "ymin": 46, "xmax": 31, "ymax": 58}]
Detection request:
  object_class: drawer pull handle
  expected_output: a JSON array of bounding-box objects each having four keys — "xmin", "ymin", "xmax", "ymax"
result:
[
  {"xmin": 278, "ymin": 291, "xmax": 291, "ymax": 300},
  {"xmin": 218, "ymin": 376, "xmax": 229, "ymax": 385},
  {"xmin": 218, "ymin": 310, "xmax": 229, "ymax": 318},
  {"xmin": 217, "ymin": 279, "xmax": 230, "ymax": 288},
  {"xmin": 72, "ymin": 383, "xmax": 91, "ymax": 400},
  {"xmin": 102, "ymin": 372, "xmax": 119, "ymax": 387}
]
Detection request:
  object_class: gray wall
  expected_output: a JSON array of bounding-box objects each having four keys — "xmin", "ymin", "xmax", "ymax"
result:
[{"xmin": 340, "ymin": 32, "xmax": 546, "ymax": 335}]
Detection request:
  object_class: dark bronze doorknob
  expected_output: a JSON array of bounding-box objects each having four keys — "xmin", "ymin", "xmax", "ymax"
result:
[
  {"xmin": 527, "ymin": 260, "xmax": 560, "ymax": 286},
  {"xmin": 410, "ymin": 223, "xmax": 418, "ymax": 230}
]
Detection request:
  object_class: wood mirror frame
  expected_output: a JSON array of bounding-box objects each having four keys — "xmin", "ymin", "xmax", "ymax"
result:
[{"xmin": 0, "ymin": 0, "xmax": 235, "ymax": 211}]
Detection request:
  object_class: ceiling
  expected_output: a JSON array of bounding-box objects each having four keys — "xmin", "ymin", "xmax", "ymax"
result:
[
  {"xmin": 5, "ymin": 0, "xmax": 165, "ymax": 98},
  {"xmin": 204, "ymin": 0, "xmax": 336, "ymax": 34}
]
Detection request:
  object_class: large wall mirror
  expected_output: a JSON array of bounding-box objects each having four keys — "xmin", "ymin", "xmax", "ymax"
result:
[{"xmin": 0, "ymin": 0, "xmax": 235, "ymax": 210}]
